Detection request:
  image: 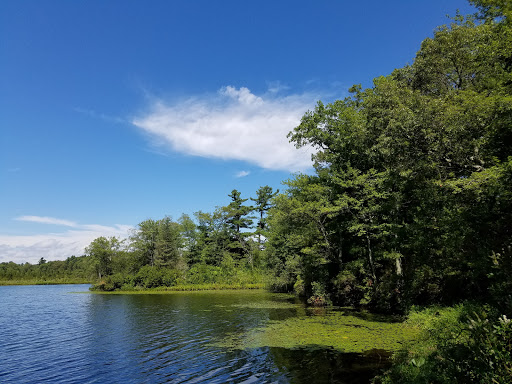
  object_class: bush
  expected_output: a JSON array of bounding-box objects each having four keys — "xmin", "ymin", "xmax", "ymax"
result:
[
  {"xmin": 186, "ymin": 264, "xmax": 222, "ymax": 284},
  {"xmin": 376, "ymin": 304, "xmax": 512, "ymax": 384},
  {"xmin": 293, "ymin": 275, "xmax": 305, "ymax": 296},
  {"xmin": 307, "ymin": 281, "xmax": 330, "ymax": 306},
  {"xmin": 134, "ymin": 266, "xmax": 161, "ymax": 288},
  {"xmin": 161, "ymin": 269, "xmax": 179, "ymax": 287},
  {"xmin": 331, "ymin": 268, "xmax": 373, "ymax": 307},
  {"xmin": 90, "ymin": 273, "xmax": 125, "ymax": 291},
  {"xmin": 132, "ymin": 266, "xmax": 181, "ymax": 288},
  {"xmin": 266, "ymin": 273, "xmax": 293, "ymax": 293},
  {"xmin": 457, "ymin": 313, "xmax": 512, "ymax": 382}
]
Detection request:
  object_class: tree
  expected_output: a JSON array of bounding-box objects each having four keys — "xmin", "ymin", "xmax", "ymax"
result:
[
  {"xmin": 271, "ymin": 8, "xmax": 512, "ymax": 310},
  {"xmin": 154, "ymin": 216, "xmax": 183, "ymax": 268},
  {"xmin": 251, "ymin": 185, "xmax": 279, "ymax": 245},
  {"xmin": 191, "ymin": 209, "xmax": 231, "ymax": 266},
  {"xmin": 130, "ymin": 219, "xmax": 158, "ymax": 268},
  {"xmin": 225, "ymin": 189, "xmax": 253, "ymax": 234},
  {"xmin": 85, "ymin": 236, "xmax": 122, "ymax": 280},
  {"xmin": 178, "ymin": 213, "xmax": 197, "ymax": 263},
  {"xmin": 223, "ymin": 189, "xmax": 254, "ymax": 260}
]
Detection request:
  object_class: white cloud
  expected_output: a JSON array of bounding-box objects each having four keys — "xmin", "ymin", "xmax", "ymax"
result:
[
  {"xmin": 0, "ymin": 217, "xmax": 133, "ymax": 264},
  {"xmin": 16, "ymin": 215, "xmax": 78, "ymax": 227},
  {"xmin": 132, "ymin": 86, "xmax": 317, "ymax": 172},
  {"xmin": 235, "ymin": 170, "xmax": 250, "ymax": 178}
]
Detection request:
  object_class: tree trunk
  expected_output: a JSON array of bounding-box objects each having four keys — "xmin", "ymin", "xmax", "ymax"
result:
[
  {"xmin": 338, "ymin": 233, "xmax": 343, "ymax": 265},
  {"xmin": 395, "ymin": 256, "xmax": 402, "ymax": 276},
  {"xmin": 366, "ymin": 234, "xmax": 377, "ymax": 284}
]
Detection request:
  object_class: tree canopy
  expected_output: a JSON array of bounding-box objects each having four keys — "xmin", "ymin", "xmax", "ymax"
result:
[{"xmin": 266, "ymin": 6, "xmax": 512, "ymax": 313}]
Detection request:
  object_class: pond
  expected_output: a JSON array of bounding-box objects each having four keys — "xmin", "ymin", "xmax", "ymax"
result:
[{"xmin": 0, "ymin": 285, "xmax": 413, "ymax": 383}]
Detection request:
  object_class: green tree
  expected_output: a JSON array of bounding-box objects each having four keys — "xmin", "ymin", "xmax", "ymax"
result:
[
  {"xmin": 270, "ymin": 7, "xmax": 512, "ymax": 311},
  {"xmin": 191, "ymin": 209, "xmax": 231, "ymax": 266},
  {"xmin": 85, "ymin": 236, "xmax": 122, "ymax": 280},
  {"xmin": 178, "ymin": 213, "xmax": 197, "ymax": 263},
  {"xmin": 225, "ymin": 189, "xmax": 253, "ymax": 234},
  {"xmin": 154, "ymin": 216, "xmax": 183, "ymax": 268},
  {"xmin": 130, "ymin": 219, "xmax": 159, "ymax": 268},
  {"xmin": 223, "ymin": 189, "xmax": 254, "ymax": 260},
  {"xmin": 251, "ymin": 185, "xmax": 279, "ymax": 245}
]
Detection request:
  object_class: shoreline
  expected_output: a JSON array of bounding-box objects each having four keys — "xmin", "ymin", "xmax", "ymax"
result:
[{"xmin": 89, "ymin": 282, "xmax": 266, "ymax": 294}]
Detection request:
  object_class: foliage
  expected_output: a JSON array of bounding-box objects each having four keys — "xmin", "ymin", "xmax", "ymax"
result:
[
  {"xmin": 85, "ymin": 236, "xmax": 124, "ymax": 279},
  {"xmin": 265, "ymin": 4, "xmax": 512, "ymax": 315},
  {"xmin": 251, "ymin": 185, "xmax": 279, "ymax": 245},
  {"xmin": 376, "ymin": 303, "xmax": 512, "ymax": 383},
  {"xmin": 0, "ymin": 256, "xmax": 96, "ymax": 283}
]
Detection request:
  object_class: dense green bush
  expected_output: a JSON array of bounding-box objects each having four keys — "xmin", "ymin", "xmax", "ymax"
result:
[
  {"xmin": 186, "ymin": 264, "xmax": 223, "ymax": 284},
  {"xmin": 454, "ymin": 313, "xmax": 512, "ymax": 382},
  {"xmin": 133, "ymin": 266, "xmax": 181, "ymax": 288},
  {"xmin": 90, "ymin": 267, "xmax": 182, "ymax": 290},
  {"xmin": 376, "ymin": 304, "xmax": 512, "ymax": 383},
  {"xmin": 331, "ymin": 269, "xmax": 367, "ymax": 307}
]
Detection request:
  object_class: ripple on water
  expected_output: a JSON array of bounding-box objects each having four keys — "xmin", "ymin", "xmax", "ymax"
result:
[{"xmin": 0, "ymin": 286, "xmax": 406, "ymax": 383}]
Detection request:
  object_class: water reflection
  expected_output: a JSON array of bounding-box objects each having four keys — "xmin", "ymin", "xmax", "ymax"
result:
[{"xmin": 269, "ymin": 347, "xmax": 391, "ymax": 384}]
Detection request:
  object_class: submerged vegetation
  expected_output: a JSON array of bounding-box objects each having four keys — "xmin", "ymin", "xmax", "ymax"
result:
[
  {"xmin": 2, "ymin": 0, "xmax": 511, "ymax": 381},
  {"xmin": 216, "ymin": 308, "xmax": 416, "ymax": 353}
]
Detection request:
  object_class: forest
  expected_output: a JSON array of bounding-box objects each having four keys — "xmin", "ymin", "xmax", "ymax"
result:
[{"xmin": 1, "ymin": 0, "xmax": 511, "ymax": 382}]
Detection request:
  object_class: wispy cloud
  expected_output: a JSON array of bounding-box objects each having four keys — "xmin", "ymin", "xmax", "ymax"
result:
[
  {"xmin": 1, "ymin": 217, "xmax": 133, "ymax": 264},
  {"xmin": 266, "ymin": 81, "xmax": 290, "ymax": 94},
  {"xmin": 132, "ymin": 86, "xmax": 318, "ymax": 172},
  {"xmin": 16, "ymin": 215, "xmax": 78, "ymax": 227},
  {"xmin": 235, "ymin": 170, "xmax": 250, "ymax": 178},
  {"xmin": 74, "ymin": 107, "xmax": 127, "ymax": 124}
]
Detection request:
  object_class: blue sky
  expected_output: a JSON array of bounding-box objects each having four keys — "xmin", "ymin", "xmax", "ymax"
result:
[{"xmin": 1, "ymin": 0, "xmax": 476, "ymax": 263}]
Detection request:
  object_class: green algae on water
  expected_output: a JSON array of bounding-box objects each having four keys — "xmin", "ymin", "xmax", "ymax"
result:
[
  {"xmin": 215, "ymin": 308, "xmax": 418, "ymax": 353},
  {"xmin": 229, "ymin": 300, "xmax": 301, "ymax": 310}
]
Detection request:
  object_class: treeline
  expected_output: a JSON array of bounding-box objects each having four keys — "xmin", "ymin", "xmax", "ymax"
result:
[
  {"xmin": 0, "ymin": 256, "xmax": 95, "ymax": 284},
  {"xmin": 266, "ymin": 3, "xmax": 512, "ymax": 314},
  {"xmin": 85, "ymin": 187, "xmax": 277, "ymax": 291}
]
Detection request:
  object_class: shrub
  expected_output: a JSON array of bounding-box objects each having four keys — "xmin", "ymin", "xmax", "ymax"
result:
[
  {"xmin": 186, "ymin": 264, "xmax": 222, "ymax": 284},
  {"xmin": 376, "ymin": 304, "xmax": 512, "ymax": 384},
  {"xmin": 90, "ymin": 273, "xmax": 125, "ymax": 291},
  {"xmin": 161, "ymin": 269, "xmax": 180, "ymax": 287},
  {"xmin": 307, "ymin": 281, "xmax": 330, "ymax": 306},
  {"xmin": 136, "ymin": 265, "xmax": 163, "ymax": 288},
  {"xmin": 266, "ymin": 273, "xmax": 293, "ymax": 293},
  {"xmin": 456, "ymin": 313, "xmax": 512, "ymax": 382},
  {"xmin": 293, "ymin": 275, "xmax": 305, "ymax": 296}
]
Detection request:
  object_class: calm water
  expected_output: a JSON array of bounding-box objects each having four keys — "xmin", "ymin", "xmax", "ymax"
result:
[{"xmin": 0, "ymin": 285, "xmax": 390, "ymax": 383}]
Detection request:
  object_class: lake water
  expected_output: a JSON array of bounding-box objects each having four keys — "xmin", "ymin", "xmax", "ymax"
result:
[{"xmin": 0, "ymin": 285, "xmax": 395, "ymax": 383}]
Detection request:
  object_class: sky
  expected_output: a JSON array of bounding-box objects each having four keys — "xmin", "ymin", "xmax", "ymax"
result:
[{"xmin": 0, "ymin": 0, "xmax": 476, "ymax": 264}]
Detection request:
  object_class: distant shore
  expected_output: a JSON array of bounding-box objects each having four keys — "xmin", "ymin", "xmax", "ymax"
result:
[{"xmin": 0, "ymin": 279, "xmax": 92, "ymax": 286}]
